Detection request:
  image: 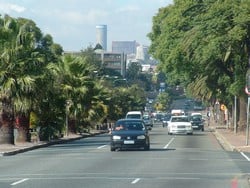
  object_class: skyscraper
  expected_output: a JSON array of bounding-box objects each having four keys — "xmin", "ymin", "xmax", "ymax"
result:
[
  {"xmin": 96, "ymin": 25, "xmax": 107, "ymax": 51},
  {"xmin": 136, "ymin": 45, "xmax": 149, "ymax": 61}
]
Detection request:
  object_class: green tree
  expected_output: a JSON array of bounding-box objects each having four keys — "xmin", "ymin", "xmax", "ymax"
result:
[
  {"xmin": 0, "ymin": 15, "xmax": 63, "ymax": 143},
  {"xmin": 149, "ymin": 0, "xmax": 250, "ymax": 129},
  {"xmin": 53, "ymin": 55, "xmax": 110, "ymax": 132},
  {"xmin": 108, "ymin": 85, "xmax": 147, "ymax": 121},
  {"xmin": 126, "ymin": 62, "xmax": 142, "ymax": 83},
  {"xmin": 156, "ymin": 92, "xmax": 172, "ymax": 111}
]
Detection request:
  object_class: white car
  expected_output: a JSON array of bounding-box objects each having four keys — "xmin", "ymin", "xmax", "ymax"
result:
[
  {"xmin": 125, "ymin": 111, "xmax": 143, "ymax": 119},
  {"xmin": 168, "ymin": 116, "xmax": 193, "ymax": 135}
]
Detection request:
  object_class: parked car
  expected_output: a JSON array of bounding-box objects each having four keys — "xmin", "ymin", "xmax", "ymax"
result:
[
  {"xmin": 168, "ymin": 116, "xmax": 193, "ymax": 135},
  {"xmin": 189, "ymin": 113, "xmax": 204, "ymax": 131},
  {"xmin": 110, "ymin": 119, "xmax": 150, "ymax": 151},
  {"xmin": 143, "ymin": 115, "xmax": 153, "ymax": 130}
]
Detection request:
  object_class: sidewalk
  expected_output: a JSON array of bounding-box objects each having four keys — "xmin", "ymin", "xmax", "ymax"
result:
[
  {"xmin": 209, "ymin": 122, "xmax": 250, "ymax": 153},
  {"xmin": 0, "ymin": 130, "xmax": 106, "ymax": 156}
]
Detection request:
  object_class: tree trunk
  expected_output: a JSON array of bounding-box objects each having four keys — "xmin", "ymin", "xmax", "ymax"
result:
[
  {"xmin": 238, "ymin": 96, "xmax": 247, "ymax": 131},
  {"xmin": 0, "ymin": 112, "xmax": 14, "ymax": 144},
  {"xmin": 15, "ymin": 115, "xmax": 30, "ymax": 142}
]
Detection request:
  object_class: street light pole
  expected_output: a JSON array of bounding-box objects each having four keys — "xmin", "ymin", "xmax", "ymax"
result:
[
  {"xmin": 245, "ymin": 65, "xmax": 250, "ymax": 145},
  {"xmin": 234, "ymin": 95, "xmax": 237, "ymax": 134},
  {"xmin": 246, "ymin": 96, "xmax": 250, "ymax": 145},
  {"xmin": 234, "ymin": 72, "xmax": 237, "ymax": 134}
]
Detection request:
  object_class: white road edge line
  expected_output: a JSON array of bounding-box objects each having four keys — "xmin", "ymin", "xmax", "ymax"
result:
[
  {"xmin": 97, "ymin": 145, "xmax": 107, "ymax": 149},
  {"xmin": 240, "ymin": 152, "xmax": 250, "ymax": 161},
  {"xmin": 131, "ymin": 178, "xmax": 140, "ymax": 184},
  {"xmin": 164, "ymin": 137, "xmax": 175, "ymax": 149},
  {"xmin": 11, "ymin": 178, "xmax": 29, "ymax": 186}
]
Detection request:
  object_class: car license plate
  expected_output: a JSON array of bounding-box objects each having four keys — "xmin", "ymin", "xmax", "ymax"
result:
[
  {"xmin": 124, "ymin": 140, "xmax": 134, "ymax": 144},
  {"xmin": 192, "ymin": 126, "xmax": 198, "ymax": 128},
  {"xmin": 178, "ymin": 126, "xmax": 185, "ymax": 128}
]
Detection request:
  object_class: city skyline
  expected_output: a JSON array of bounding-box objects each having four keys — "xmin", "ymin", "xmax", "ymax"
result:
[{"xmin": 0, "ymin": 0, "xmax": 173, "ymax": 51}]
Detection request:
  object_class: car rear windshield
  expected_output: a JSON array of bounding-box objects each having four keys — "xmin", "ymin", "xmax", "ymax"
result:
[
  {"xmin": 114, "ymin": 122, "xmax": 144, "ymax": 131},
  {"xmin": 171, "ymin": 117, "xmax": 189, "ymax": 122},
  {"xmin": 126, "ymin": 114, "xmax": 141, "ymax": 119},
  {"xmin": 190, "ymin": 115, "xmax": 202, "ymax": 121}
]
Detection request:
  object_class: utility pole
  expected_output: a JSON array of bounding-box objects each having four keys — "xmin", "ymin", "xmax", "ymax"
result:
[{"xmin": 245, "ymin": 64, "xmax": 250, "ymax": 145}]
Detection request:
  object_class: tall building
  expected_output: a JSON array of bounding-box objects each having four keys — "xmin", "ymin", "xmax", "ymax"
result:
[
  {"xmin": 96, "ymin": 25, "xmax": 107, "ymax": 51},
  {"xmin": 112, "ymin": 40, "xmax": 137, "ymax": 54},
  {"xmin": 136, "ymin": 45, "xmax": 149, "ymax": 61}
]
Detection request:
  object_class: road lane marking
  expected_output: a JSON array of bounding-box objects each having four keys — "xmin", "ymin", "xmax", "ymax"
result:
[
  {"xmin": 131, "ymin": 178, "xmax": 140, "ymax": 184},
  {"xmin": 11, "ymin": 178, "xmax": 29, "ymax": 185},
  {"xmin": 240, "ymin": 152, "xmax": 250, "ymax": 161},
  {"xmin": 97, "ymin": 145, "xmax": 107, "ymax": 149},
  {"xmin": 164, "ymin": 137, "xmax": 175, "ymax": 149}
]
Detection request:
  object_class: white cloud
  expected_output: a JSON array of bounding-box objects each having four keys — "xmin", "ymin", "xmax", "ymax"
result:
[{"xmin": 0, "ymin": 2, "xmax": 25, "ymax": 13}]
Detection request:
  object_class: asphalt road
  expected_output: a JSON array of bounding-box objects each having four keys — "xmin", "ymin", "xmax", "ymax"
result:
[{"xmin": 0, "ymin": 123, "xmax": 250, "ymax": 188}]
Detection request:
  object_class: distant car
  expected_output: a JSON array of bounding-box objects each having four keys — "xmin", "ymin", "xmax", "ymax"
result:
[
  {"xmin": 168, "ymin": 116, "xmax": 193, "ymax": 135},
  {"xmin": 143, "ymin": 115, "xmax": 153, "ymax": 129},
  {"xmin": 125, "ymin": 111, "xmax": 143, "ymax": 119},
  {"xmin": 171, "ymin": 109, "xmax": 185, "ymax": 116},
  {"xmin": 190, "ymin": 113, "xmax": 204, "ymax": 131},
  {"xmin": 193, "ymin": 105, "xmax": 204, "ymax": 110},
  {"xmin": 110, "ymin": 119, "xmax": 150, "ymax": 151},
  {"xmin": 162, "ymin": 114, "xmax": 171, "ymax": 127},
  {"xmin": 154, "ymin": 113, "xmax": 163, "ymax": 122}
]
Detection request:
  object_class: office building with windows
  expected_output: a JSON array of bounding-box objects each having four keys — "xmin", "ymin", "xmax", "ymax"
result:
[{"xmin": 95, "ymin": 50, "xmax": 126, "ymax": 77}]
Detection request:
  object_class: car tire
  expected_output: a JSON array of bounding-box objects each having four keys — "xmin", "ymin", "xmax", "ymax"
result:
[
  {"xmin": 110, "ymin": 147, "xmax": 116, "ymax": 151},
  {"xmin": 144, "ymin": 144, "xmax": 150, "ymax": 151}
]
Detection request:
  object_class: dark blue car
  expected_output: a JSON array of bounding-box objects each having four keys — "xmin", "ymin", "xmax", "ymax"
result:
[{"xmin": 110, "ymin": 119, "xmax": 150, "ymax": 151}]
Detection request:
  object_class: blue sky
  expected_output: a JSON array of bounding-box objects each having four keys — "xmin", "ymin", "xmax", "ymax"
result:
[{"xmin": 0, "ymin": 0, "xmax": 173, "ymax": 51}]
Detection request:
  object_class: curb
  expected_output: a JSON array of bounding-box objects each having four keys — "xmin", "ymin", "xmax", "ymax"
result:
[
  {"xmin": 1, "ymin": 131, "xmax": 105, "ymax": 156},
  {"xmin": 209, "ymin": 127, "xmax": 237, "ymax": 152},
  {"xmin": 212, "ymin": 130, "xmax": 236, "ymax": 152}
]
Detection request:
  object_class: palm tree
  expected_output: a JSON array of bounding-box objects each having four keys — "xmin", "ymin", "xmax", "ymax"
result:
[
  {"xmin": 49, "ymin": 54, "xmax": 109, "ymax": 134},
  {"xmin": 0, "ymin": 15, "xmax": 63, "ymax": 143}
]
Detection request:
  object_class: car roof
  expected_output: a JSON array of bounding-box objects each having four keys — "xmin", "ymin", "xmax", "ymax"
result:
[
  {"xmin": 191, "ymin": 113, "xmax": 202, "ymax": 116},
  {"xmin": 171, "ymin": 115, "xmax": 188, "ymax": 118},
  {"xmin": 117, "ymin": 118, "xmax": 144, "ymax": 122},
  {"xmin": 126, "ymin": 111, "xmax": 142, "ymax": 114}
]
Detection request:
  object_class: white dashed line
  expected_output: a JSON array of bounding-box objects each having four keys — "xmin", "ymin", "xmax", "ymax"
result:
[
  {"xmin": 131, "ymin": 178, "xmax": 140, "ymax": 184},
  {"xmin": 11, "ymin": 178, "xmax": 29, "ymax": 186},
  {"xmin": 164, "ymin": 137, "xmax": 175, "ymax": 149},
  {"xmin": 240, "ymin": 152, "xmax": 250, "ymax": 161},
  {"xmin": 97, "ymin": 145, "xmax": 107, "ymax": 149}
]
